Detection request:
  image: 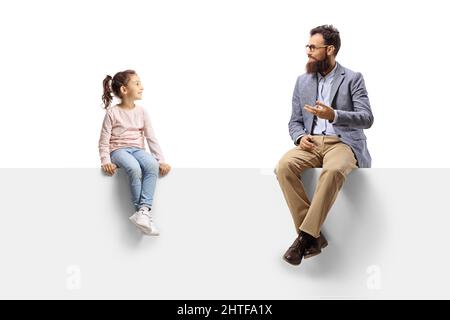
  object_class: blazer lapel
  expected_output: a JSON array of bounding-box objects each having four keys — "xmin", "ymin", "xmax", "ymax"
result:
[
  {"xmin": 329, "ymin": 63, "xmax": 345, "ymax": 108},
  {"xmin": 300, "ymin": 73, "xmax": 318, "ymax": 133}
]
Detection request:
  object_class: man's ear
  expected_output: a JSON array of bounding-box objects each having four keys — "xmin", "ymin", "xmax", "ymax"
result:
[{"xmin": 327, "ymin": 45, "xmax": 335, "ymax": 56}]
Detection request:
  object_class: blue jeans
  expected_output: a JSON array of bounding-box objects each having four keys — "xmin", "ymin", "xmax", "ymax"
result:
[{"xmin": 110, "ymin": 147, "xmax": 159, "ymax": 210}]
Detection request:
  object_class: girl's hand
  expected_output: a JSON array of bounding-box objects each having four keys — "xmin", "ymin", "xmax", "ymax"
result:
[
  {"xmin": 102, "ymin": 163, "xmax": 117, "ymax": 176},
  {"xmin": 159, "ymin": 163, "xmax": 171, "ymax": 177}
]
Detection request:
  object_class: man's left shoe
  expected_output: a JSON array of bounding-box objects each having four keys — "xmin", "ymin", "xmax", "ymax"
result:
[{"xmin": 303, "ymin": 232, "xmax": 328, "ymax": 259}]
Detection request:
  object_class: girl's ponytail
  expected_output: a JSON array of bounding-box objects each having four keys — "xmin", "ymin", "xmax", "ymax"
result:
[{"xmin": 102, "ymin": 75, "xmax": 113, "ymax": 109}]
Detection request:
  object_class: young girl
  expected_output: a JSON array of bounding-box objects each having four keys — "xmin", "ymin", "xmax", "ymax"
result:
[{"xmin": 99, "ymin": 69, "xmax": 171, "ymax": 236}]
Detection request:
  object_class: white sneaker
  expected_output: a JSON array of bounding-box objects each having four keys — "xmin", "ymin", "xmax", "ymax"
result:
[
  {"xmin": 129, "ymin": 207, "xmax": 160, "ymax": 236},
  {"xmin": 147, "ymin": 219, "xmax": 160, "ymax": 236},
  {"xmin": 129, "ymin": 211, "xmax": 144, "ymax": 231}
]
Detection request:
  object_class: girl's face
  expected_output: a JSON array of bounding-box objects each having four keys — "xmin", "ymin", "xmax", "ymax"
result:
[{"xmin": 122, "ymin": 74, "xmax": 144, "ymax": 100}]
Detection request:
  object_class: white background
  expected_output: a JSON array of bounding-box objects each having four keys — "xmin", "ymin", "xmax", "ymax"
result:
[{"xmin": 0, "ymin": 0, "xmax": 448, "ymax": 168}]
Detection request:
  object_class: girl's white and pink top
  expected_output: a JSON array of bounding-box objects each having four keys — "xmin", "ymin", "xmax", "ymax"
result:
[{"xmin": 98, "ymin": 104, "xmax": 165, "ymax": 165}]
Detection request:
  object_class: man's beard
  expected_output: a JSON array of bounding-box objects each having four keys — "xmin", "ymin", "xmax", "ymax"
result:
[{"xmin": 306, "ymin": 56, "xmax": 331, "ymax": 74}]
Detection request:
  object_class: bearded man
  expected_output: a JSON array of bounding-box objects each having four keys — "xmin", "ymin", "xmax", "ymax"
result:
[{"xmin": 276, "ymin": 25, "xmax": 374, "ymax": 266}]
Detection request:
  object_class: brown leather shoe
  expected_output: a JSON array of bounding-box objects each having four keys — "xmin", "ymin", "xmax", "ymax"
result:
[
  {"xmin": 304, "ymin": 232, "xmax": 328, "ymax": 259},
  {"xmin": 283, "ymin": 234, "xmax": 307, "ymax": 265}
]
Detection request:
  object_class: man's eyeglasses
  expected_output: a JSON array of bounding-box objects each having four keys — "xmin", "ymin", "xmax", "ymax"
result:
[{"xmin": 305, "ymin": 44, "xmax": 329, "ymax": 52}]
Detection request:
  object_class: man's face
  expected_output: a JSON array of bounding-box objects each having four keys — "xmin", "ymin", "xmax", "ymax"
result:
[{"xmin": 306, "ymin": 33, "xmax": 331, "ymax": 74}]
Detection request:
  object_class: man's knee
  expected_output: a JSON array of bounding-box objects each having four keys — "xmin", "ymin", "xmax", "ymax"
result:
[{"xmin": 276, "ymin": 157, "xmax": 301, "ymax": 178}]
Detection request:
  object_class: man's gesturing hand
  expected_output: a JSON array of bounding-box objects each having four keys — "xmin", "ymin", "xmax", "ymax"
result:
[{"xmin": 304, "ymin": 101, "xmax": 335, "ymax": 121}]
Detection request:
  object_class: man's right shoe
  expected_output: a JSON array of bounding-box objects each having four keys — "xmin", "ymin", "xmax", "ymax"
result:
[
  {"xmin": 303, "ymin": 232, "xmax": 328, "ymax": 259},
  {"xmin": 283, "ymin": 234, "xmax": 308, "ymax": 266}
]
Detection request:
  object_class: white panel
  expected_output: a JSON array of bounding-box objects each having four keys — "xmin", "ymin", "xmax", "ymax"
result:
[{"xmin": 0, "ymin": 169, "xmax": 448, "ymax": 299}]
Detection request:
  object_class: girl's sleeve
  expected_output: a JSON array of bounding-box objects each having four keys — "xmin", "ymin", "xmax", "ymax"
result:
[
  {"xmin": 143, "ymin": 108, "xmax": 166, "ymax": 163},
  {"xmin": 98, "ymin": 111, "xmax": 113, "ymax": 165}
]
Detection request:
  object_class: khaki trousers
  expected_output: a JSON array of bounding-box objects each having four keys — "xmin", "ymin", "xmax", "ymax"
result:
[{"xmin": 276, "ymin": 136, "xmax": 357, "ymax": 238}]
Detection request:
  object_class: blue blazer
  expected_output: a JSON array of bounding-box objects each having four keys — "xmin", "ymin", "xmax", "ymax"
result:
[{"xmin": 288, "ymin": 63, "xmax": 374, "ymax": 168}]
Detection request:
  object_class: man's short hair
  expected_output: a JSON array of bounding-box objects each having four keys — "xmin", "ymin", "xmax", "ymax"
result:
[{"xmin": 310, "ymin": 25, "xmax": 341, "ymax": 56}]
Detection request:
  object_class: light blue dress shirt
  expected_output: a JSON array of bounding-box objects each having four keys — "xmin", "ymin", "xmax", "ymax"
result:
[{"xmin": 312, "ymin": 63, "xmax": 338, "ymax": 135}]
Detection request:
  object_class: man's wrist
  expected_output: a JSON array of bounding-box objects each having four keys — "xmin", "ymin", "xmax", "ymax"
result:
[
  {"xmin": 295, "ymin": 134, "xmax": 305, "ymax": 145},
  {"xmin": 329, "ymin": 110, "xmax": 338, "ymax": 124}
]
